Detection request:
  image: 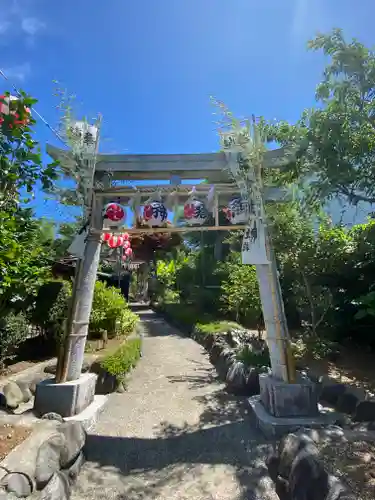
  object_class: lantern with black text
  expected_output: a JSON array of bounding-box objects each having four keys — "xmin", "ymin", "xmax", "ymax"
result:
[
  {"xmin": 184, "ymin": 187, "xmax": 208, "ymax": 226},
  {"xmin": 225, "ymin": 198, "xmax": 249, "ymax": 225},
  {"xmin": 143, "ymin": 194, "xmax": 167, "ymax": 227}
]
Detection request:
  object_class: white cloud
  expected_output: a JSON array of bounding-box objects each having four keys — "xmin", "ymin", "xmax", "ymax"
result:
[
  {"xmin": 3, "ymin": 62, "xmax": 31, "ymax": 82},
  {"xmin": 21, "ymin": 17, "xmax": 45, "ymax": 36}
]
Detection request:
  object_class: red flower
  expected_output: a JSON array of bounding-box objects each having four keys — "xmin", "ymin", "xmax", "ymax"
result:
[
  {"xmin": 143, "ymin": 205, "xmax": 153, "ymax": 220},
  {"xmin": 184, "ymin": 204, "xmax": 195, "ymax": 219}
]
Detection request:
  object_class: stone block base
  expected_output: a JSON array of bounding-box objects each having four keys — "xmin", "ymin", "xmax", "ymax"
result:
[
  {"xmin": 33, "ymin": 373, "xmax": 97, "ymax": 418},
  {"xmin": 249, "ymin": 395, "xmax": 338, "ymax": 438},
  {"xmin": 260, "ymin": 372, "xmax": 319, "ymax": 418}
]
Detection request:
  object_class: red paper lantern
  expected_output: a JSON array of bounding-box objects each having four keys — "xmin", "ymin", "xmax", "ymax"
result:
[
  {"xmin": 103, "ymin": 202, "xmax": 125, "ymax": 227},
  {"xmin": 123, "ymin": 232, "xmax": 130, "ymax": 240},
  {"xmin": 108, "ymin": 234, "xmax": 125, "ymax": 248},
  {"xmin": 102, "ymin": 232, "xmax": 112, "ymax": 242}
]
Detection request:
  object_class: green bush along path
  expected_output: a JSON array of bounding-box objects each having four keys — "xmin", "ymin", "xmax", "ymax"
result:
[{"xmin": 72, "ymin": 308, "xmax": 276, "ymax": 500}]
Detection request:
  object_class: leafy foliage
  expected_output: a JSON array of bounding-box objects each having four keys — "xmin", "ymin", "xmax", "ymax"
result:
[
  {"xmin": 90, "ymin": 281, "xmax": 138, "ymax": 338},
  {"xmin": 268, "ymin": 29, "xmax": 375, "ymax": 206},
  {"xmin": 0, "ymin": 92, "xmax": 58, "ymax": 206},
  {"xmin": 236, "ymin": 344, "xmax": 270, "ymax": 369},
  {"xmin": 0, "ymin": 311, "xmax": 30, "ymax": 368},
  {"xmin": 100, "ymin": 338, "xmax": 141, "ymax": 382},
  {"xmin": 220, "ymin": 254, "xmax": 261, "ymax": 325}
]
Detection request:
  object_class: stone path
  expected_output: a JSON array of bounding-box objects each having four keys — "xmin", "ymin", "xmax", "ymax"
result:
[{"xmin": 72, "ymin": 309, "xmax": 277, "ymax": 500}]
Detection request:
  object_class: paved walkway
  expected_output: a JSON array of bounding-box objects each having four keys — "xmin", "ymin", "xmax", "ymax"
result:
[{"xmin": 72, "ymin": 309, "xmax": 277, "ymax": 500}]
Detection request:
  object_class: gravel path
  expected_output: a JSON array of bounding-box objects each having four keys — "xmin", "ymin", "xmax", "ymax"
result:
[{"xmin": 72, "ymin": 309, "xmax": 277, "ymax": 500}]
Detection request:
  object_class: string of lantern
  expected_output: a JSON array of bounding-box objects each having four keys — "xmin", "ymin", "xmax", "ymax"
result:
[{"xmin": 97, "ymin": 184, "xmax": 263, "ymax": 236}]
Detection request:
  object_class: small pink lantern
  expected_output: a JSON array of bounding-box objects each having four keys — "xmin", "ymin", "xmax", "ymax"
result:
[
  {"xmin": 125, "ymin": 247, "xmax": 133, "ymax": 257},
  {"xmin": 123, "ymin": 239, "xmax": 131, "ymax": 249},
  {"xmin": 103, "ymin": 202, "xmax": 126, "ymax": 227},
  {"xmin": 108, "ymin": 234, "xmax": 125, "ymax": 248}
]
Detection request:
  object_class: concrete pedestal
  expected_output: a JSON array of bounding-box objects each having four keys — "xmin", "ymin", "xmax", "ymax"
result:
[
  {"xmin": 250, "ymin": 372, "xmax": 337, "ymax": 438},
  {"xmin": 33, "ymin": 372, "xmax": 97, "ymax": 418},
  {"xmin": 260, "ymin": 372, "xmax": 319, "ymax": 417}
]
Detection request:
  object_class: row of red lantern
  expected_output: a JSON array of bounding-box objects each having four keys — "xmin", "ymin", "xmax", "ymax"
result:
[
  {"xmin": 0, "ymin": 95, "xmax": 30, "ymax": 127},
  {"xmin": 102, "ymin": 231, "xmax": 133, "ymax": 257}
]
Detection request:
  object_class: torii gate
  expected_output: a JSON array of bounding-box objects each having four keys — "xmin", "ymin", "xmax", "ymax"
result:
[{"xmin": 47, "ymin": 144, "xmax": 295, "ymax": 387}]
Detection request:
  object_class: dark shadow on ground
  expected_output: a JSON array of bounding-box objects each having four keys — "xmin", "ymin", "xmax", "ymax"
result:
[{"xmin": 82, "ymin": 368, "xmax": 275, "ymax": 500}]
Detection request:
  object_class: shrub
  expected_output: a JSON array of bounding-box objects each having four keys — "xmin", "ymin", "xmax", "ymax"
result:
[
  {"xmin": 236, "ymin": 344, "xmax": 270, "ymax": 368},
  {"xmin": 31, "ymin": 280, "xmax": 67, "ymax": 329},
  {"xmin": 100, "ymin": 338, "xmax": 141, "ymax": 382},
  {"xmin": 48, "ymin": 280, "xmax": 72, "ymax": 346},
  {"xmin": 0, "ymin": 311, "xmax": 30, "ymax": 368},
  {"xmin": 90, "ymin": 281, "xmax": 136, "ymax": 338}
]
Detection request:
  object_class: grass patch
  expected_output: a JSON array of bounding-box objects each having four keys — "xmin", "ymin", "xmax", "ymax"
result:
[
  {"xmin": 195, "ymin": 320, "xmax": 241, "ymax": 336},
  {"xmin": 100, "ymin": 338, "xmax": 141, "ymax": 382}
]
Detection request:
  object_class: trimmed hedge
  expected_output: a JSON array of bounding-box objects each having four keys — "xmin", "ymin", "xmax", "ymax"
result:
[
  {"xmin": 100, "ymin": 338, "xmax": 141, "ymax": 383},
  {"xmin": 153, "ymin": 300, "xmax": 242, "ymax": 341}
]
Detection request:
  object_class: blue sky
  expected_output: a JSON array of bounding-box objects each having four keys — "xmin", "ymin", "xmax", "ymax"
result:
[{"xmin": 1, "ymin": 0, "xmax": 375, "ymax": 223}]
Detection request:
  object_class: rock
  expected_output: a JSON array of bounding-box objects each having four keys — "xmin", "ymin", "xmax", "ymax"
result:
[
  {"xmin": 40, "ymin": 472, "xmax": 70, "ymax": 500},
  {"xmin": 59, "ymin": 422, "xmax": 86, "ymax": 468},
  {"xmin": 3, "ymin": 382, "xmax": 24, "ymax": 409},
  {"xmin": 35, "ymin": 433, "xmax": 66, "ymax": 488},
  {"xmin": 116, "ymin": 382, "xmax": 126, "ymax": 394},
  {"xmin": 0, "ymin": 468, "xmax": 10, "ymax": 483},
  {"xmin": 62, "ymin": 451, "xmax": 85, "ymax": 484},
  {"xmin": 265, "ymin": 454, "xmax": 279, "ymax": 482},
  {"xmin": 81, "ymin": 361, "xmax": 90, "ymax": 373},
  {"xmin": 0, "ymin": 489, "xmax": 8, "ymax": 500},
  {"xmin": 2, "ymin": 472, "xmax": 33, "ymax": 498},
  {"xmin": 337, "ymin": 392, "xmax": 359, "ymax": 415},
  {"xmin": 95, "ymin": 370, "xmax": 117, "ymax": 395},
  {"xmin": 321, "ymin": 425, "xmax": 345, "ymax": 442},
  {"xmin": 225, "ymin": 361, "xmax": 248, "ymax": 395},
  {"xmin": 15, "ymin": 382, "xmax": 32, "ymax": 404},
  {"xmin": 44, "ymin": 364, "xmax": 57, "ymax": 375},
  {"xmin": 209, "ymin": 341, "xmax": 225, "ymax": 365},
  {"xmin": 334, "ymin": 414, "xmax": 352, "ymax": 428},
  {"xmin": 41, "ymin": 413, "xmax": 65, "ymax": 423},
  {"xmin": 215, "ymin": 348, "xmax": 235, "ymax": 380},
  {"xmin": 289, "ymin": 446, "xmax": 329, "ymax": 500},
  {"xmin": 277, "ymin": 433, "xmax": 317, "ymax": 479},
  {"xmin": 0, "ymin": 394, "xmax": 6, "ymax": 408},
  {"xmin": 246, "ymin": 368, "xmax": 260, "ymax": 395},
  {"xmin": 354, "ymin": 400, "xmax": 375, "ymax": 422},
  {"xmin": 319, "ymin": 382, "xmax": 346, "ymax": 406}
]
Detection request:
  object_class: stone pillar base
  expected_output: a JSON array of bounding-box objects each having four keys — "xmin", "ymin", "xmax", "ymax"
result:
[
  {"xmin": 34, "ymin": 372, "xmax": 97, "ymax": 418},
  {"xmin": 260, "ymin": 372, "xmax": 319, "ymax": 418}
]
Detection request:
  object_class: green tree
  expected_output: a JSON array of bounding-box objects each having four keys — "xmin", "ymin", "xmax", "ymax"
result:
[
  {"xmin": 0, "ymin": 91, "xmax": 59, "ymax": 313},
  {"xmin": 269, "ymin": 29, "xmax": 375, "ymax": 206}
]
